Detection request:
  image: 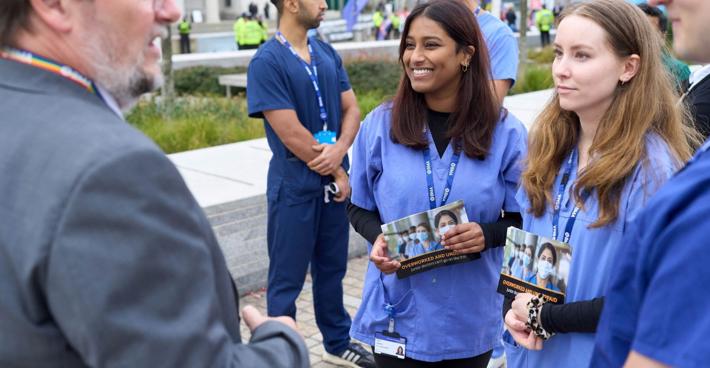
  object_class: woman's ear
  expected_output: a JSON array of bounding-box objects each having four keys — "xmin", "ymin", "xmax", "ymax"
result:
[
  {"xmin": 619, "ymin": 54, "xmax": 640, "ymax": 84},
  {"xmin": 465, "ymin": 45, "xmax": 475, "ymax": 65}
]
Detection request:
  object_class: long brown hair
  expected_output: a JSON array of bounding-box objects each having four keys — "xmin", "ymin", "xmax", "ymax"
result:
[
  {"xmin": 522, "ymin": 0, "xmax": 700, "ymax": 227},
  {"xmin": 390, "ymin": 0, "xmax": 500, "ymax": 159}
]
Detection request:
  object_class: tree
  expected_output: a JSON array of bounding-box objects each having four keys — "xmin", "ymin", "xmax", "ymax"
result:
[
  {"xmin": 518, "ymin": 0, "xmax": 528, "ymax": 68},
  {"xmin": 161, "ymin": 24, "xmax": 176, "ymax": 105}
]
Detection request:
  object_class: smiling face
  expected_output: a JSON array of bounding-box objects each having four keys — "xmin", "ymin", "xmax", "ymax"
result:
[
  {"xmin": 402, "ymin": 15, "xmax": 470, "ymax": 106},
  {"xmin": 650, "ymin": 0, "xmax": 710, "ymax": 63},
  {"xmin": 75, "ymin": 0, "xmax": 180, "ymax": 108},
  {"xmin": 552, "ymin": 15, "xmax": 629, "ymax": 118}
]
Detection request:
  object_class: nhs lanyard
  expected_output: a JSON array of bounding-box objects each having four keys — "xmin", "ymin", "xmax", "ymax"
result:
[
  {"xmin": 423, "ymin": 137, "xmax": 461, "ymax": 210},
  {"xmin": 551, "ymin": 148, "xmax": 588, "ymax": 243},
  {"xmin": 276, "ymin": 32, "xmax": 329, "ymax": 131},
  {"xmin": 1, "ymin": 47, "xmax": 99, "ymax": 96}
]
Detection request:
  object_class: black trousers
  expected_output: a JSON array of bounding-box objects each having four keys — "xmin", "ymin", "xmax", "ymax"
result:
[
  {"xmin": 372, "ymin": 348, "xmax": 492, "ymax": 368},
  {"xmin": 180, "ymin": 34, "xmax": 190, "ymax": 54},
  {"xmin": 540, "ymin": 30, "xmax": 550, "ymax": 47}
]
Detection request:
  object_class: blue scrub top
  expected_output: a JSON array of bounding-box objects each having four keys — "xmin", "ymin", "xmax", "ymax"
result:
[
  {"xmin": 525, "ymin": 273, "xmax": 559, "ymax": 292},
  {"xmin": 511, "ymin": 258, "xmax": 524, "ymax": 279},
  {"xmin": 503, "ymin": 134, "xmax": 679, "ymax": 368},
  {"xmin": 247, "ymin": 37, "xmax": 351, "ymax": 203},
  {"xmin": 478, "ymin": 12, "xmax": 519, "ymax": 85},
  {"xmin": 349, "ymin": 103, "xmax": 527, "ymax": 361},
  {"xmin": 591, "ymin": 141, "xmax": 710, "ymax": 367},
  {"xmin": 410, "ymin": 241, "xmax": 443, "ymax": 257}
]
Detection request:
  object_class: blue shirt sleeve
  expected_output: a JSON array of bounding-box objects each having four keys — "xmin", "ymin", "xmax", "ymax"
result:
[
  {"xmin": 480, "ymin": 15, "xmax": 519, "ymax": 84},
  {"xmin": 331, "ymin": 44, "xmax": 352, "ymax": 93},
  {"xmin": 349, "ymin": 106, "xmax": 385, "ymax": 211},
  {"xmin": 630, "ymin": 187, "xmax": 710, "ymax": 366},
  {"xmin": 593, "ymin": 150, "xmax": 710, "ymax": 367},
  {"xmin": 247, "ymin": 54, "xmax": 295, "ymax": 119},
  {"xmin": 489, "ymin": 31, "xmax": 519, "ymax": 83},
  {"xmin": 621, "ymin": 136, "xmax": 678, "ymax": 232},
  {"xmin": 500, "ymin": 113, "xmax": 527, "ymax": 212}
]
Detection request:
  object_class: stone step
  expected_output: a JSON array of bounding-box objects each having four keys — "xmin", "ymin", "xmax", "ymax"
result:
[{"xmin": 205, "ymin": 194, "xmax": 369, "ymax": 295}]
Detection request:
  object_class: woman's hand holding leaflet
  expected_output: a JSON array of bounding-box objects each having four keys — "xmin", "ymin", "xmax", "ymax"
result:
[
  {"xmin": 370, "ymin": 234, "xmax": 401, "ymax": 274},
  {"xmin": 504, "ymin": 293, "xmax": 544, "ymax": 350},
  {"xmin": 440, "ymin": 222, "xmax": 485, "ymax": 254}
]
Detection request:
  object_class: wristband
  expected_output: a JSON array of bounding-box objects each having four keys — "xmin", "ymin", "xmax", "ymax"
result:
[{"xmin": 526, "ymin": 296, "xmax": 554, "ymax": 340}]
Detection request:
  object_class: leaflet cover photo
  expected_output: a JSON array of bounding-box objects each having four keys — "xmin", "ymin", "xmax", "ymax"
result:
[
  {"xmin": 380, "ymin": 200, "xmax": 480, "ymax": 279},
  {"xmin": 497, "ymin": 227, "xmax": 572, "ymax": 304}
]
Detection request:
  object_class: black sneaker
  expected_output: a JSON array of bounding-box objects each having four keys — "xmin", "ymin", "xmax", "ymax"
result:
[{"xmin": 322, "ymin": 342, "xmax": 376, "ymax": 368}]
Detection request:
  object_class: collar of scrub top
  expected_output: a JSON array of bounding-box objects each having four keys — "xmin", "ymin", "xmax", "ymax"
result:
[
  {"xmin": 422, "ymin": 135, "xmax": 462, "ymax": 210},
  {"xmin": 275, "ymin": 31, "xmax": 329, "ymax": 132},
  {"xmin": 551, "ymin": 147, "xmax": 590, "ymax": 243}
]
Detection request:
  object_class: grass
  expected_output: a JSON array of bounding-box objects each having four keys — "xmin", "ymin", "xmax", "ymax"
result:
[{"xmin": 125, "ymin": 96, "xmax": 264, "ymax": 154}]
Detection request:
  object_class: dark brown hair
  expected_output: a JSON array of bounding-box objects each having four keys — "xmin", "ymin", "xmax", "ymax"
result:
[
  {"xmin": 0, "ymin": 0, "xmax": 31, "ymax": 47},
  {"xmin": 390, "ymin": 0, "xmax": 500, "ymax": 159}
]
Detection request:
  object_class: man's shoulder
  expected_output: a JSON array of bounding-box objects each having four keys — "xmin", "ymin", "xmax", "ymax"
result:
[
  {"xmin": 311, "ymin": 38, "xmax": 341, "ymax": 60},
  {"xmin": 1, "ymin": 86, "xmax": 165, "ymax": 174},
  {"xmin": 251, "ymin": 38, "xmax": 281, "ymax": 61},
  {"xmin": 639, "ymin": 148, "xmax": 710, "ymax": 235},
  {"xmin": 478, "ymin": 12, "xmax": 513, "ymax": 38}
]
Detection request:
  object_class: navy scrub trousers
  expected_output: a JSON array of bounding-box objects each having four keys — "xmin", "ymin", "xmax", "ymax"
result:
[{"xmin": 266, "ymin": 190, "xmax": 352, "ymax": 355}]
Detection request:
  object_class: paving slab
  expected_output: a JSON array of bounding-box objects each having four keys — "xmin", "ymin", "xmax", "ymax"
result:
[{"xmin": 238, "ymin": 255, "xmax": 369, "ymax": 368}]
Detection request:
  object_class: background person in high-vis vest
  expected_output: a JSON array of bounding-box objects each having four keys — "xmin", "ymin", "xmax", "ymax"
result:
[
  {"xmin": 535, "ymin": 4, "xmax": 554, "ymax": 47},
  {"xmin": 178, "ymin": 16, "xmax": 191, "ymax": 53}
]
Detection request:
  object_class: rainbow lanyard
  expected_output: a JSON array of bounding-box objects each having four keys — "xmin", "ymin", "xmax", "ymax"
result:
[{"xmin": 1, "ymin": 47, "xmax": 98, "ymax": 95}]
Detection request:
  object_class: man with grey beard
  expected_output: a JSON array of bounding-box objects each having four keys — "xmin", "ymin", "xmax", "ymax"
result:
[{"xmin": 0, "ymin": 0, "xmax": 308, "ymax": 367}]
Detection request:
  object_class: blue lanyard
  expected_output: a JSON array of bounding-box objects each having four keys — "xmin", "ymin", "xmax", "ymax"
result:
[
  {"xmin": 423, "ymin": 137, "xmax": 461, "ymax": 210},
  {"xmin": 551, "ymin": 148, "xmax": 588, "ymax": 243},
  {"xmin": 275, "ymin": 32, "xmax": 328, "ymax": 131}
]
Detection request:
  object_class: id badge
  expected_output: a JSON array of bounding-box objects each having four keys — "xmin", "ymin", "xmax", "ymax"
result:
[
  {"xmin": 314, "ymin": 130, "xmax": 336, "ymax": 145},
  {"xmin": 374, "ymin": 331, "xmax": 407, "ymax": 359}
]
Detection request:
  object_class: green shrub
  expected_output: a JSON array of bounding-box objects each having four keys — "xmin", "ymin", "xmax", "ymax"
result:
[
  {"xmin": 128, "ymin": 61, "xmax": 400, "ymax": 153},
  {"xmin": 527, "ymin": 46, "xmax": 555, "ymax": 64},
  {"xmin": 346, "ymin": 60, "xmax": 402, "ymax": 96},
  {"xmin": 125, "ymin": 97, "xmax": 264, "ymax": 153},
  {"xmin": 357, "ymin": 89, "xmax": 391, "ymax": 118},
  {"xmin": 510, "ymin": 64, "xmax": 554, "ymax": 95},
  {"xmin": 173, "ymin": 66, "xmax": 246, "ymax": 96}
]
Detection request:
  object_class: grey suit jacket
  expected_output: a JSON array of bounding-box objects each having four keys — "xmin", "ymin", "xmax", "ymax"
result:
[{"xmin": 0, "ymin": 59, "xmax": 309, "ymax": 367}]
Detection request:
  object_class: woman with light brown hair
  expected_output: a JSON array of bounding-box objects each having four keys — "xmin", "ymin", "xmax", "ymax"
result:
[{"xmin": 501, "ymin": 0, "xmax": 700, "ymax": 367}]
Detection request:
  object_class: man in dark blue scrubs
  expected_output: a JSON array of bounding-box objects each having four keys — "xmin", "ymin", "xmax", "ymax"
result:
[
  {"xmin": 591, "ymin": 1, "xmax": 710, "ymax": 367},
  {"xmin": 247, "ymin": 0, "xmax": 375, "ymax": 366}
]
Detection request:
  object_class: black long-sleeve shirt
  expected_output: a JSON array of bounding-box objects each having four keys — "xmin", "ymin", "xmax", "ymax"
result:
[{"xmin": 503, "ymin": 296, "xmax": 604, "ymax": 333}]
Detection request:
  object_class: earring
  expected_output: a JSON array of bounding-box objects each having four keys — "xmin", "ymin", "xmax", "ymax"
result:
[
  {"xmin": 461, "ymin": 63, "xmax": 469, "ymax": 73},
  {"xmin": 620, "ymin": 78, "xmax": 627, "ymax": 86}
]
